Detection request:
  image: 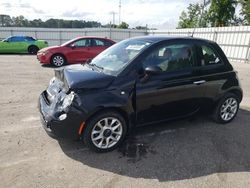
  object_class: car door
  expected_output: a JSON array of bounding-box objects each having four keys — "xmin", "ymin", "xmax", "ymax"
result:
[
  {"xmin": 195, "ymin": 42, "xmax": 228, "ymax": 104},
  {"xmin": 1, "ymin": 37, "xmax": 18, "ymax": 53},
  {"xmin": 0, "ymin": 40, "xmax": 10, "ymax": 53},
  {"xmin": 91, "ymin": 39, "xmax": 112, "ymax": 55},
  {"xmin": 22, "ymin": 37, "xmax": 33, "ymax": 52},
  {"xmin": 136, "ymin": 41, "xmax": 206, "ymax": 125},
  {"xmin": 67, "ymin": 38, "xmax": 94, "ymax": 63},
  {"xmin": 9, "ymin": 37, "xmax": 23, "ymax": 53}
]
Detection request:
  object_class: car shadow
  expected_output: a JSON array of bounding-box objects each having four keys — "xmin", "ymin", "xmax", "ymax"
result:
[
  {"xmin": 41, "ymin": 64, "xmax": 54, "ymax": 68},
  {"xmin": 41, "ymin": 64, "xmax": 73, "ymax": 68},
  {"xmin": 57, "ymin": 109, "xmax": 250, "ymax": 182}
]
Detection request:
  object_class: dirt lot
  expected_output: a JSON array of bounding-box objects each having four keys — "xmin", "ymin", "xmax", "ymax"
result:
[{"xmin": 0, "ymin": 55, "xmax": 250, "ymax": 188}]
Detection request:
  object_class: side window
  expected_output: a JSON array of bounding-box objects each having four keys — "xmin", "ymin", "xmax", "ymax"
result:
[
  {"xmin": 201, "ymin": 45, "xmax": 221, "ymax": 66},
  {"xmin": 92, "ymin": 39, "xmax": 105, "ymax": 46},
  {"xmin": 72, "ymin": 39, "xmax": 91, "ymax": 47},
  {"xmin": 25, "ymin": 37, "xmax": 35, "ymax": 41},
  {"xmin": 11, "ymin": 37, "xmax": 24, "ymax": 42},
  {"xmin": 143, "ymin": 43, "xmax": 195, "ymax": 72},
  {"xmin": 8, "ymin": 37, "xmax": 17, "ymax": 42},
  {"xmin": 103, "ymin": 40, "xmax": 114, "ymax": 46}
]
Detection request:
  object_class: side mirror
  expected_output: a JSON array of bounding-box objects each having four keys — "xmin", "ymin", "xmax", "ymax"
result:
[
  {"xmin": 86, "ymin": 58, "xmax": 92, "ymax": 64},
  {"xmin": 145, "ymin": 66, "xmax": 162, "ymax": 75},
  {"xmin": 70, "ymin": 43, "xmax": 76, "ymax": 49}
]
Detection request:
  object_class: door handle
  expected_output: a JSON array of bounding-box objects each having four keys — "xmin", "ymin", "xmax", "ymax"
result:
[{"xmin": 193, "ymin": 80, "xmax": 206, "ymax": 85}]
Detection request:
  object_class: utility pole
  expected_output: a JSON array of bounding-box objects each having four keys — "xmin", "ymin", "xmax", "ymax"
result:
[
  {"xmin": 110, "ymin": 11, "xmax": 116, "ymax": 28},
  {"xmin": 119, "ymin": 0, "xmax": 121, "ymax": 25}
]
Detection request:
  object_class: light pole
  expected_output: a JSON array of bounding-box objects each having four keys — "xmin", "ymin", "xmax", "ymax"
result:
[
  {"xmin": 119, "ymin": 0, "xmax": 121, "ymax": 25},
  {"xmin": 110, "ymin": 11, "xmax": 116, "ymax": 28}
]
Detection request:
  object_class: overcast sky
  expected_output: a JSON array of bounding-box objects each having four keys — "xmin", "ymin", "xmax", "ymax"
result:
[{"xmin": 0, "ymin": 0, "xmax": 204, "ymax": 29}]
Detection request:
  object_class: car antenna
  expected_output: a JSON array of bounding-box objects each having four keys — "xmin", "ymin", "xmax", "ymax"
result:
[{"xmin": 191, "ymin": 27, "xmax": 196, "ymax": 37}]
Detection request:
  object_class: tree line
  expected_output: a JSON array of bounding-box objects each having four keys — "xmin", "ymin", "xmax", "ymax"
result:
[
  {"xmin": 178, "ymin": 0, "xmax": 250, "ymax": 28},
  {"xmin": 0, "ymin": 14, "xmax": 147, "ymax": 29}
]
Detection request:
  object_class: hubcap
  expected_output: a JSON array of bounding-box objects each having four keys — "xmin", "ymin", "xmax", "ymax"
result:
[
  {"xmin": 91, "ymin": 117, "xmax": 123, "ymax": 149},
  {"xmin": 220, "ymin": 97, "xmax": 238, "ymax": 121},
  {"xmin": 53, "ymin": 56, "xmax": 64, "ymax": 66}
]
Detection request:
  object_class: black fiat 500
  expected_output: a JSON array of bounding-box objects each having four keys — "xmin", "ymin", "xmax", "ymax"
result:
[{"xmin": 39, "ymin": 36, "xmax": 243, "ymax": 152}]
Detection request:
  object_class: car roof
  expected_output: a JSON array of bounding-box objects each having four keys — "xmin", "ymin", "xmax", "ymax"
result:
[
  {"xmin": 130, "ymin": 36, "xmax": 215, "ymax": 44},
  {"xmin": 9, "ymin": 36, "xmax": 34, "ymax": 38},
  {"xmin": 10, "ymin": 36, "xmax": 25, "ymax": 38},
  {"xmin": 74, "ymin": 36, "xmax": 114, "ymax": 41}
]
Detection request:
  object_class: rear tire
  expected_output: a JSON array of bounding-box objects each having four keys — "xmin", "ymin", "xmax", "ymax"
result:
[
  {"xmin": 83, "ymin": 111, "xmax": 127, "ymax": 152},
  {"xmin": 51, "ymin": 54, "xmax": 66, "ymax": 67},
  {"xmin": 28, "ymin": 45, "xmax": 39, "ymax": 54},
  {"xmin": 212, "ymin": 93, "xmax": 239, "ymax": 124}
]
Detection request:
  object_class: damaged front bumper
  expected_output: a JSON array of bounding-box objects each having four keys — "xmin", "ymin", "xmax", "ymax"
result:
[
  {"xmin": 39, "ymin": 91, "xmax": 84, "ymax": 139},
  {"xmin": 38, "ymin": 78, "xmax": 86, "ymax": 139}
]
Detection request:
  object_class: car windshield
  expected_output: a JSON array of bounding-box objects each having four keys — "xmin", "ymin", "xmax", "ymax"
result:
[
  {"xmin": 61, "ymin": 38, "xmax": 78, "ymax": 46},
  {"xmin": 89, "ymin": 39, "xmax": 152, "ymax": 76},
  {"xmin": 2, "ymin": 37, "xmax": 11, "ymax": 42}
]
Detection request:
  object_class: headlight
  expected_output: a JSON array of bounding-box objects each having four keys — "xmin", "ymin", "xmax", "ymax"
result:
[
  {"xmin": 49, "ymin": 77, "xmax": 56, "ymax": 85},
  {"xmin": 42, "ymin": 51, "xmax": 50, "ymax": 56},
  {"xmin": 61, "ymin": 91, "xmax": 75, "ymax": 111}
]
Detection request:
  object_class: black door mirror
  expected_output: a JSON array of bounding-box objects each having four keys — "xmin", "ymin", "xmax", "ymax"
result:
[{"xmin": 145, "ymin": 66, "xmax": 162, "ymax": 75}]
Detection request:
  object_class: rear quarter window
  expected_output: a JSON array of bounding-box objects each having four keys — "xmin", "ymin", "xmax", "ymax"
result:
[
  {"xmin": 24, "ymin": 37, "xmax": 36, "ymax": 41},
  {"xmin": 201, "ymin": 45, "xmax": 222, "ymax": 66}
]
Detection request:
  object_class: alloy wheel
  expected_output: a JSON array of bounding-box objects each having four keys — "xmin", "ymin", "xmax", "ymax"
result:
[
  {"xmin": 52, "ymin": 56, "xmax": 64, "ymax": 67},
  {"xmin": 91, "ymin": 117, "xmax": 123, "ymax": 149},
  {"xmin": 220, "ymin": 97, "xmax": 238, "ymax": 121}
]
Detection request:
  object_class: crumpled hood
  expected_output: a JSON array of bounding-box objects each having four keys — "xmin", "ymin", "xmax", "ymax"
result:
[{"xmin": 54, "ymin": 64, "xmax": 115, "ymax": 90}]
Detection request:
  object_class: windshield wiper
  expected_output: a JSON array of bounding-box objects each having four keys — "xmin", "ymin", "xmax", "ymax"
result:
[{"xmin": 89, "ymin": 63, "xmax": 104, "ymax": 71}]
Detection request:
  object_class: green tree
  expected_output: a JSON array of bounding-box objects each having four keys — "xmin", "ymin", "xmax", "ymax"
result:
[
  {"xmin": 28, "ymin": 19, "xmax": 43, "ymax": 27},
  {"xmin": 12, "ymin": 15, "xmax": 29, "ymax": 27},
  {"xmin": 0, "ymin": 14, "xmax": 12, "ymax": 26},
  {"xmin": 208, "ymin": 0, "xmax": 237, "ymax": 27},
  {"xmin": 239, "ymin": 0, "xmax": 250, "ymax": 24},
  {"xmin": 178, "ymin": 3, "xmax": 204, "ymax": 28},
  {"xmin": 0, "ymin": 14, "xmax": 103, "ymax": 28},
  {"xmin": 117, "ymin": 22, "xmax": 129, "ymax": 29},
  {"xmin": 135, "ymin": 26, "xmax": 147, "ymax": 30}
]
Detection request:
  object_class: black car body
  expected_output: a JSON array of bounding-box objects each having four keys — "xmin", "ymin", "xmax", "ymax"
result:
[{"xmin": 39, "ymin": 36, "xmax": 243, "ymax": 152}]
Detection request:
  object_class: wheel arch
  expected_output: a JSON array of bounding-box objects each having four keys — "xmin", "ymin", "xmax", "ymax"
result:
[
  {"xmin": 213, "ymin": 87, "xmax": 243, "ymax": 108},
  {"xmin": 82, "ymin": 106, "xmax": 132, "ymax": 135},
  {"xmin": 227, "ymin": 88, "xmax": 243, "ymax": 102}
]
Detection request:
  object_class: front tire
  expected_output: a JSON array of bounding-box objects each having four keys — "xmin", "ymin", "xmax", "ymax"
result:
[
  {"xmin": 212, "ymin": 93, "xmax": 239, "ymax": 124},
  {"xmin": 51, "ymin": 54, "xmax": 66, "ymax": 67},
  {"xmin": 83, "ymin": 111, "xmax": 127, "ymax": 152}
]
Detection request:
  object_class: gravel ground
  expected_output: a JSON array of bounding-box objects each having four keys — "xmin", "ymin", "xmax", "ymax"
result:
[{"xmin": 0, "ymin": 55, "xmax": 250, "ymax": 188}]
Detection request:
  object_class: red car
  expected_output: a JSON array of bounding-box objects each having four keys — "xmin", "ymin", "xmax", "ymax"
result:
[{"xmin": 37, "ymin": 37, "xmax": 115, "ymax": 67}]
